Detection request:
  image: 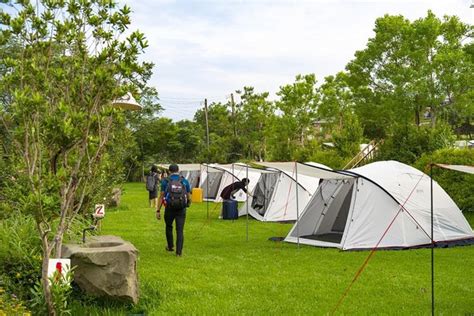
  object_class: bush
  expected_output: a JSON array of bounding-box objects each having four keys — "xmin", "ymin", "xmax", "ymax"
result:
[
  {"xmin": 414, "ymin": 148, "xmax": 474, "ymax": 212},
  {"xmin": 0, "ymin": 287, "xmax": 31, "ymax": 316},
  {"xmin": 379, "ymin": 122, "xmax": 455, "ymax": 164},
  {"xmin": 333, "ymin": 113, "xmax": 364, "ymax": 158},
  {"xmin": 309, "ymin": 149, "xmax": 348, "ymax": 169},
  {"xmin": 0, "ymin": 215, "xmax": 42, "ymax": 301}
]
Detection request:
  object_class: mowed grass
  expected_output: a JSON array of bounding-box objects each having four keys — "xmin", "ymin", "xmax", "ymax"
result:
[{"xmin": 71, "ymin": 183, "xmax": 474, "ymax": 315}]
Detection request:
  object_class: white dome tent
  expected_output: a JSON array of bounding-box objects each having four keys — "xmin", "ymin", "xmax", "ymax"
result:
[
  {"xmin": 238, "ymin": 162, "xmax": 331, "ymax": 222},
  {"xmin": 285, "ymin": 161, "xmax": 474, "ymax": 250}
]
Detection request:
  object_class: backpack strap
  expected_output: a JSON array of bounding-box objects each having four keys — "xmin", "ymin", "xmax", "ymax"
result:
[{"xmin": 164, "ymin": 177, "xmax": 171, "ymax": 193}]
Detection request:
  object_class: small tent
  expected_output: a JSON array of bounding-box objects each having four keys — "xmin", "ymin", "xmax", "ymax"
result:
[
  {"xmin": 238, "ymin": 162, "xmax": 330, "ymax": 222},
  {"xmin": 285, "ymin": 161, "xmax": 474, "ymax": 250}
]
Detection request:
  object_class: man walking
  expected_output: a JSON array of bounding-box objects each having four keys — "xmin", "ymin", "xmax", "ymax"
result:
[{"xmin": 156, "ymin": 164, "xmax": 191, "ymax": 257}]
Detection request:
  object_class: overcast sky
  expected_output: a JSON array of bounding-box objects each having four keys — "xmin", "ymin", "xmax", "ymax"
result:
[{"xmin": 121, "ymin": 0, "xmax": 474, "ymax": 121}]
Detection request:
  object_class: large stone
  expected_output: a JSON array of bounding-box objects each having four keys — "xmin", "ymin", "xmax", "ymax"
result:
[
  {"xmin": 109, "ymin": 188, "xmax": 122, "ymax": 207},
  {"xmin": 62, "ymin": 235, "xmax": 139, "ymax": 304}
]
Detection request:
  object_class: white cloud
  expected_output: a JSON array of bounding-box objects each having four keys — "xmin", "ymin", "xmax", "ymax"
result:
[{"xmin": 122, "ymin": 0, "xmax": 474, "ymax": 120}]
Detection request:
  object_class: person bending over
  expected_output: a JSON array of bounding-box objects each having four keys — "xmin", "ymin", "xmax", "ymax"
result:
[{"xmin": 220, "ymin": 178, "xmax": 251, "ymax": 201}]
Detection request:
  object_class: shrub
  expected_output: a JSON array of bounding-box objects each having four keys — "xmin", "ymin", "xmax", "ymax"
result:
[
  {"xmin": 30, "ymin": 270, "xmax": 74, "ymax": 316},
  {"xmin": 0, "ymin": 215, "xmax": 42, "ymax": 301},
  {"xmin": 379, "ymin": 122, "xmax": 455, "ymax": 164},
  {"xmin": 0, "ymin": 287, "xmax": 31, "ymax": 316},
  {"xmin": 309, "ymin": 149, "xmax": 347, "ymax": 169},
  {"xmin": 333, "ymin": 113, "xmax": 364, "ymax": 158},
  {"xmin": 414, "ymin": 148, "xmax": 474, "ymax": 212}
]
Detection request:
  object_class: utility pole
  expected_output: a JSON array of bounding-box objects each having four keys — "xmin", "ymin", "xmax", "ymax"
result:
[
  {"xmin": 204, "ymin": 98, "xmax": 210, "ymax": 150},
  {"xmin": 230, "ymin": 93, "xmax": 236, "ymax": 137}
]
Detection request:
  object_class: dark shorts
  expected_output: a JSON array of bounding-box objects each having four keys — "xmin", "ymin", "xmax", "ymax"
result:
[{"xmin": 149, "ymin": 190, "xmax": 158, "ymax": 199}]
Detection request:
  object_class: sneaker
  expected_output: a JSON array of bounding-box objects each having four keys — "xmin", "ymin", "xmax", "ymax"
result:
[
  {"xmin": 176, "ymin": 253, "xmax": 182, "ymax": 257},
  {"xmin": 165, "ymin": 247, "xmax": 174, "ymax": 252}
]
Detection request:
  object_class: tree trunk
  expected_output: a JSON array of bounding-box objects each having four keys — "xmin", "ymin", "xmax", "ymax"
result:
[
  {"xmin": 41, "ymin": 243, "xmax": 56, "ymax": 315},
  {"xmin": 54, "ymin": 234, "xmax": 63, "ymax": 258},
  {"xmin": 431, "ymin": 109, "xmax": 436, "ymax": 128},
  {"xmin": 415, "ymin": 107, "xmax": 420, "ymax": 127}
]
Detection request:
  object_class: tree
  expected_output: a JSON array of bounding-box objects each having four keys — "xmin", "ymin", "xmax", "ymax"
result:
[
  {"xmin": 236, "ymin": 87, "xmax": 274, "ymax": 161},
  {"xmin": 332, "ymin": 112, "xmax": 364, "ymax": 158},
  {"xmin": 318, "ymin": 72, "xmax": 355, "ymax": 131},
  {"xmin": 0, "ymin": 1, "xmax": 152, "ymax": 314},
  {"xmin": 194, "ymin": 102, "xmax": 234, "ymax": 162},
  {"xmin": 133, "ymin": 118, "xmax": 203, "ymax": 165},
  {"xmin": 269, "ymin": 74, "xmax": 319, "ymax": 160},
  {"xmin": 346, "ymin": 12, "xmax": 473, "ymax": 138}
]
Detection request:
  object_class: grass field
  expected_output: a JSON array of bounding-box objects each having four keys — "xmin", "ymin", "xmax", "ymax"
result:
[{"xmin": 71, "ymin": 183, "xmax": 474, "ymax": 315}]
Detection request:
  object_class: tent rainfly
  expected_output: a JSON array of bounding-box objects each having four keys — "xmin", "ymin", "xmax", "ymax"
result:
[
  {"xmin": 238, "ymin": 162, "xmax": 331, "ymax": 222},
  {"xmin": 285, "ymin": 161, "xmax": 474, "ymax": 250}
]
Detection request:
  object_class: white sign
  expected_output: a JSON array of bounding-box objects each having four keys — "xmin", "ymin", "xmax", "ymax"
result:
[
  {"xmin": 47, "ymin": 259, "xmax": 71, "ymax": 285},
  {"xmin": 93, "ymin": 204, "xmax": 105, "ymax": 218}
]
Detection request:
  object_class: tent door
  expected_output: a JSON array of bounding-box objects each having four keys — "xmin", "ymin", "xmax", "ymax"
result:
[
  {"xmin": 251, "ymin": 172, "xmax": 279, "ymax": 216},
  {"xmin": 203, "ymin": 172, "xmax": 223, "ymax": 199},
  {"xmin": 310, "ymin": 180, "xmax": 355, "ymax": 244}
]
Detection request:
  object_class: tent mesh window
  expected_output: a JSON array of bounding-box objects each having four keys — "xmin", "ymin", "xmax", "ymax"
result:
[
  {"xmin": 302, "ymin": 179, "xmax": 355, "ymax": 244},
  {"xmin": 180, "ymin": 170, "xmax": 200, "ymax": 189},
  {"xmin": 202, "ymin": 172, "xmax": 224, "ymax": 199},
  {"xmin": 251, "ymin": 172, "xmax": 279, "ymax": 216}
]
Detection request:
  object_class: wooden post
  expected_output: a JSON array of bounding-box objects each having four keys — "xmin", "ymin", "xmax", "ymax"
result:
[
  {"xmin": 204, "ymin": 98, "xmax": 210, "ymax": 150},
  {"xmin": 230, "ymin": 93, "xmax": 236, "ymax": 137}
]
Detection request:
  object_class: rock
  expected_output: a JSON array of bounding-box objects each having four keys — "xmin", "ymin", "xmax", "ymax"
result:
[
  {"xmin": 62, "ymin": 235, "xmax": 139, "ymax": 304},
  {"xmin": 109, "ymin": 188, "xmax": 121, "ymax": 207}
]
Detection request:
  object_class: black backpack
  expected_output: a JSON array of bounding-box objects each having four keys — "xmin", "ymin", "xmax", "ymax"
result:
[
  {"xmin": 166, "ymin": 176, "xmax": 187, "ymax": 210},
  {"xmin": 146, "ymin": 173, "xmax": 157, "ymax": 191}
]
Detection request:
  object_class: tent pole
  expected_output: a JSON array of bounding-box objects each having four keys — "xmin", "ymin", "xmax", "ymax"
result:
[
  {"xmin": 232, "ymin": 163, "xmax": 235, "ymax": 223},
  {"xmin": 295, "ymin": 162, "xmax": 300, "ymax": 249},
  {"xmin": 246, "ymin": 165, "xmax": 249, "ymax": 242},
  {"xmin": 206, "ymin": 164, "xmax": 209, "ymax": 220},
  {"xmin": 430, "ymin": 163, "xmax": 434, "ymax": 316}
]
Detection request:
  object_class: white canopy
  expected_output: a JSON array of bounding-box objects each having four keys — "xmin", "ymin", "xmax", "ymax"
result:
[
  {"xmin": 435, "ymin": 164, "xmax": 474, "ymax": 175},
  {"xmin": 157, "ymin": 163, "xmax": 202, "ymax": 171}
]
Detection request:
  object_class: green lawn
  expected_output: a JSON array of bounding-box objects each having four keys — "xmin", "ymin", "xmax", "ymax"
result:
[{"xmin": 71, "ymin": 183, "xmax": 474, "ymax": 315}]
